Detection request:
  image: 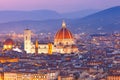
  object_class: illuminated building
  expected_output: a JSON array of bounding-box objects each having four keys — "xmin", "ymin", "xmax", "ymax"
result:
[
  {"xmin": 54, "ymin": 21, "xmax": 74, "ymax": 45},
  {"xmin": 32, "ymin": 73, "xmax": 47, "ymax": 80},
  {"xmin": 0, "ymin": 57, "xmax": 19, "ymax": 63},
  {"xmin": 48, "ymin": 42, "xmax": 53, "ymax": 55},
  {"xmin": 54, "ymin": 21, "xmax": 78, "ymax": 53},
  {"xmin": 0, "ymin": 73, "xmax": 4, "ymax": 80},
  {"xmin": 1, "ymin": 71, "xmax": 59, "ymax": 80},
  {"xmin": 4, "ymin": 72, "xmax": 17, "ymax": 80},
  {"xmin": 24, "ymin": 21, "xmax": 78, "ymax": 54},
  {"xmin": 58, "ymin": 75, "xmax": 73, "ymax": 80},
  {"xmin": 107, "ymin": 75, "xmax": 120, "ymax": 80},
  {"xmin": 24, "ymin": 29, "xmax": 32, "ymax": 53},
  {"xmin": 3, "ymin": 38, "xmax": 14, "ymax": 50},
  {"xmin": 38, "ymin": 70, "xmax": 59, "ymax": 80}
]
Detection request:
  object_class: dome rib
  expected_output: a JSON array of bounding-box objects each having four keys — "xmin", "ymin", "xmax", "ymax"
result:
[{"xmin": 54, "ymin": 25, "xmax": 74, "ymax": 40}]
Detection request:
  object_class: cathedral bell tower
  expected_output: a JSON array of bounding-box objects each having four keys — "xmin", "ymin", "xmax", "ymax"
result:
[{"xmin": 24, "ymin": 29, "xmax": 32, "ymax": 53}]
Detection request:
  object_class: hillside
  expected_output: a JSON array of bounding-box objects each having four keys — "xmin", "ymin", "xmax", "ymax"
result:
[
  {"xmin": 0, "ymin": 6, "xmax": 120, "ymax": 33},
  {"xmin": 0, "ymin": 9, "xmax": 98, "ymax": 23},
  {"xmin": 0, "ymin": 10, "xmax": 61, "ymax": 23},
  {"xmin": 72, "ymin": 6, "xmax": 120, "ymax": 33}
]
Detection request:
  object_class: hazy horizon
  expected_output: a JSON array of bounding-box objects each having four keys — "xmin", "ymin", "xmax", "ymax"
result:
[{"xmin": 0, "ymin": 0, "xmax": 119, "ymax": 13}]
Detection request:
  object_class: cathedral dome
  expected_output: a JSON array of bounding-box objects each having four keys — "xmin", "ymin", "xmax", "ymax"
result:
[
  {"xmin": 54, "ymin": 21, "xmax": 74, "ymax": 40},
  {"xmin": 4, "ymin": 39, "xmax": 14, "ymax": 45},
  {"xmin": 54, "ymin": 21, "xmax": 75, "ymax": 46},
  {"xmin": 3, "ymin": 38, "xmax": 14, "ymax": 50}
]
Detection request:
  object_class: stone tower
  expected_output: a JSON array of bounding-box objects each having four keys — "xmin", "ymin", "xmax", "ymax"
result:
[{"xmin": 24, "ymin": 29, "xmax": 32, "ymax": 53}]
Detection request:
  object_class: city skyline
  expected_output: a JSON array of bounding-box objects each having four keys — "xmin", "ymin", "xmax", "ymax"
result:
[
  {"xmin": 0, "ymin": 0, "xmax": 119, "ymax": 80},
  {"xmin": 0, "ymin": 0, "xmax": 119, "ymax": 13}
]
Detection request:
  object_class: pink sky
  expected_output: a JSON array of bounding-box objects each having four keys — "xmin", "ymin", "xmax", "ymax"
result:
[{"xmin": 0, "ymin": 0, "xmax": 120, "ymax": 13}]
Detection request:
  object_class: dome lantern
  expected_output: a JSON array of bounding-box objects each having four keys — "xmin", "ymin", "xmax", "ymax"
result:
[{"xmin": 62, "ymin": 20, "xmax": 66, "ymax": 28}]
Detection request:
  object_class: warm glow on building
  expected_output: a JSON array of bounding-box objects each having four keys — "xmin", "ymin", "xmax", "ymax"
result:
[
  {"xmin": 48, "ymin": 43, "xmax": 53, "ymax": 55},
  {"xmin": 24, "ymin": 21, "xmax": 78, "ymax": 54},
  {"xmin": 0, "ymin": 57, "xmax": 19, "ymax": 63},
  {"xmin": 3, "ymin": 38, "xmax": 14, "ymax": 50},
  {"xmin": 107, "ymin": 75, "xmax": 120, "ymax": 80}
]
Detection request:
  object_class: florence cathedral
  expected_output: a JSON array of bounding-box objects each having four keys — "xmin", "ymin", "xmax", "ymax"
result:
[{"xmin": 24, "ymin": 21, "xmax": 78, "ymax": 54}]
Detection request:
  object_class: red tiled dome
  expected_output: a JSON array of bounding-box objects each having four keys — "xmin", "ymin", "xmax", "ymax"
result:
[
  {"xmin": 4, "ymin": 39, "xmax": 14, "ymax": 45},
  {"xmin": 54, "ymin": 21, "xmax": 74, "ymax": 40}
]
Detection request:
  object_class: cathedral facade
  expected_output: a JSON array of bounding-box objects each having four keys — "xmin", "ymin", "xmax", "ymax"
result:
[{"xmin": 24, "ymin": 21, "xmax": 78, "ymax": 54}]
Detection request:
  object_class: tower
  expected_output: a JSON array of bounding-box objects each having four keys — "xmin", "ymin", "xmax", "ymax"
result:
[
  {"xmin": 35, "ymin": 39, "xmax": 38, "ymax": 55},
  {"xmin": 24, "ymin": 29, "xmax": 32, "ymax": 53},
  {"xmin": 48, "ymin": 42, "xmax": 53, "ymax": 55}
]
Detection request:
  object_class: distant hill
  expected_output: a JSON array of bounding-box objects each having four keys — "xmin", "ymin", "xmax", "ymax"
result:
[
  {"xmin": 0, "ymin": 9, "xmax": 98, "ymax": 23},
  {"xmin": 0, "ymin": 19, "xmax": 63, "ymax": 33},
  {"xmin": 0, "ymin": 10, "xmax": 61, "ymax": 23},
  {"xmin": 72, "ymin": 6, "xmax": 120, "ymax": 33},
  {"xmin": 62, "ymin": 9, "xmax": 99, "ymax": 19},
  {"xmin": 0, "ymin": 6, "xmax": 120, "ymax": 33}
]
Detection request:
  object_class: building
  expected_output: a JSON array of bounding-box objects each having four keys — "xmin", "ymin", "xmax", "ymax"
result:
[
  {"xmin": 3, "ymin": 38, "xmax": 14, "ymax": 50},
  {"xmin": 4, "ymin": 72, "xmax": 17, "ymax": 80},
  {"xmin": 31, "ymin": 73, "xmax": 47, "ymax": 80},
  {"xmin": 0, "ymin": 57, "xmax": 19, "ymax": 63},
  {"xmin": 24, "ymin": 21, "xmax": 78, "ymax": 54},
  {"xmin": 0, "ymin": 73, "xmax": 4, "ymax": 80},
  {"xmin": 0, "ymin": 71, "xmax": 59, "ymax": 80},
  {"xmin": 107, "ymin": 75, "xmax": 120, "ymax": 80},
  {"xmin": 58, "ymin": 75, "xmax": 73, "ymax": 80},
  {"xmin": 54, "ymin": 21, "xmax": 78, "ymax": 53}
]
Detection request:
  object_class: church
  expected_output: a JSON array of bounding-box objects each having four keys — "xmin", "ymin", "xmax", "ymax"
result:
[{"xmin": 24, "ymin": 21, "xmax": 78, "ymax": 54}]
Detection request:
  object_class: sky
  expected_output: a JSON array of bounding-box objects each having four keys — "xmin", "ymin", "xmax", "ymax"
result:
[{"xmin": 0, "ymin": 0, "xmax": 120, "ymax": 13}]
